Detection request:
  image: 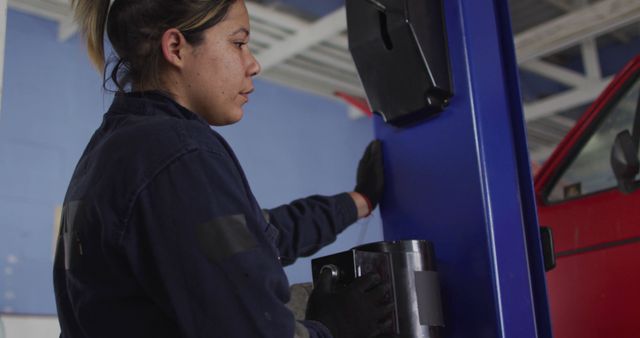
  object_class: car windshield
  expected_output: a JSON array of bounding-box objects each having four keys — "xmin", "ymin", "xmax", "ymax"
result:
[{"xmin": 546, "ymin": 74, "xmax": 640, "ymax": 202}]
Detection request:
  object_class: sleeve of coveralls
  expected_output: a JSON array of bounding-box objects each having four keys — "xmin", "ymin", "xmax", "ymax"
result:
[
  {"xmin": 266, "ymin": 193, "xmax": 358, "ymax": 266},
  {"xmin": 121, "ymin": 149, "xmax": 331, "ymax": 338}
]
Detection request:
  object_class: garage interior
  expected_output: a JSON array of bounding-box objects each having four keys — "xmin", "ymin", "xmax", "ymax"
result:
[{"xmin": 0, "ymin": 0, "xmax": 638, "ymax": 337}]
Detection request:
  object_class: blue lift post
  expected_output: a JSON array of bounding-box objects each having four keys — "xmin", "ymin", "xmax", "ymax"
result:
[{"xmin": 373, "ymin": 0, "xmax": 553, "ymax": 337}]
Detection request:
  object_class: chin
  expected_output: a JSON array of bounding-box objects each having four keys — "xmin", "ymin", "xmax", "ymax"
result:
[{"xmin": 208, "ymin": 109, "xmax": 244, "ymax": 126}]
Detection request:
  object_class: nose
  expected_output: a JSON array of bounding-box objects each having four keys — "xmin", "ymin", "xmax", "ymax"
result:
[{"xmin": 247, "ymin": 50, "xmax": 261, "ymax": 77}]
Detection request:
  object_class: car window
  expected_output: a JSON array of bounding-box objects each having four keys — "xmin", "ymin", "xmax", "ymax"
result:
[{"xmin": 546, "ymin": 75, "xmax": 640, "ymax": 203}]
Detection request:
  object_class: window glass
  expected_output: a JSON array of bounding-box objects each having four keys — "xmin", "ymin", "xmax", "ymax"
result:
[{"xmin": 547, "ymin": 75, "xmax": 640, "ymax": 202}]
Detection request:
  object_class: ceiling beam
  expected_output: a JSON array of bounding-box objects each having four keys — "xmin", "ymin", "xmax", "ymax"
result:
[
  {"xmin": 546, "ymin": 115, "xmax": 577, "ymax": 129},
  {"xmin": 244, "ymin": 2, "xmax": 349, "ymax": 50},
  {"xmin": 8, "ymin": 0, "xmax": 75, "ymax": 42},
  {"xmin": 523, "ymin": 76, "xmax": 612, "ymax": 121},
  {"xmin": 544, "ymin": 0, "xmax": 573, "ymax": 12},
  {"xmin": 547, "ymin": 0, "xmax": 633, "ymax": 44},
  {"xmin": 57, "ymin": 14, "xmax": 76, "ymax": 41},
  {"xmin": 246, "ymin": 2, "xmax": 308, "ymax": 34},
  {"xmin": 515, "ymin": 0, "xmax": 640, "ymax": 63},
  {"xmin": 519, "ymin": 60, "xmax": 588, "ymax": 87},
  {"xmin": 255, "ymin": 6, "xmax": 346, "ymax": 72},
  {"xmin": 581, "ymin": 38, "xmax": 602, "ymax": 80},
  {"xmin": 517, "ymin": 0, "xmax": 636, "ymax": 125},
  {"xmin": 8, "ymin": 0, "xmax": 69, "ymax": 22}
]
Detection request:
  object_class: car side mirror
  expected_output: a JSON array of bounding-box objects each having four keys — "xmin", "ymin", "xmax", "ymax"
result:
[
  {"xmin": 540, "ymin": 227, "xmax": 556, "ymax": 272},
  {"xmin": 610, "ymin": 130, "xmax": 639, "ymax": 193}
]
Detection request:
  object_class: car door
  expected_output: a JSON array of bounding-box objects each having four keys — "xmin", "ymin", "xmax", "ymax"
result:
[{"xmin": 535, "ymin": 56, "xmax": 640, "ymax": 338}]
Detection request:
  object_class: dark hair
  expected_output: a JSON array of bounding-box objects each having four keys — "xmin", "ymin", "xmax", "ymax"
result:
[{"xmin": 72, "ymin": 0, "xmax": 236, "ymax": 92}]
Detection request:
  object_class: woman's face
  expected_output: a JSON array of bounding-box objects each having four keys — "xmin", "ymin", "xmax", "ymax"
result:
[{"xmin": 181, "ymin": 0, "xmax": 261, "ymax": 126}]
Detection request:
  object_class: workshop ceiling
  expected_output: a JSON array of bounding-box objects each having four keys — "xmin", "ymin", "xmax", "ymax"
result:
[{"xmin": 6, "ymin": 0, "xmax": 640, "ymax": 163}]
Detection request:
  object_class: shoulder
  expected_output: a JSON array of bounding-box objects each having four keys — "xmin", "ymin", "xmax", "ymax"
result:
[
  {"xmin": 98, "ymin": 92, "xmax": 231, "ymax": 159},
  {"xmin": 101, "ymin": 115, "xmax": 227, "ymax": 164},
  {"xmin": 77, "ymin": 114, "xmax": 234, "ymax": 202}
]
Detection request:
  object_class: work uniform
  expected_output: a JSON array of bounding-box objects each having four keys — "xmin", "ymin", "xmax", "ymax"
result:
[{"xmin": 53, "ymin": 92, "xmax": 358, "ymax": 338}]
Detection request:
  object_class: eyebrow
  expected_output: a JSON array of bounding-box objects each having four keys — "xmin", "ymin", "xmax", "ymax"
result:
[{"xmin": 231, "ymin": 28, "xmax": 250, "ymax": 37}]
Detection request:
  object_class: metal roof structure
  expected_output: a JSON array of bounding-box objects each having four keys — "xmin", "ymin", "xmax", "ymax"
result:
[{"xmin": 3, "ymin": 0, "xmax": 640, "ymax": 162}]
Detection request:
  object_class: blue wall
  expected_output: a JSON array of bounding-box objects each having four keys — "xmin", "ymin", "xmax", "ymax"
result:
[{"xmin": 0, "ymin": 10, "xmax": 381, "ymax": 315}]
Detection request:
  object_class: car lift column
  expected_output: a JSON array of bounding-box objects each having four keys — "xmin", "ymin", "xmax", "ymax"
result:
[{"xmin": 373, "ymin": 0, "xmax": 553, "ymax": 337}]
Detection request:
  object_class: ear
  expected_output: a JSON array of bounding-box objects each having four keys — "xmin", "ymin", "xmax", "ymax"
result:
[{"xmin": 161, "ymin": 28, "xmax": 189, "ymax": 68}]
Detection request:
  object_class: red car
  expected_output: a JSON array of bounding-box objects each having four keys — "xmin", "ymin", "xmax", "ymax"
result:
[{"xmin": 535, "ymin": 55, "xmax": 640, "ymax": 337}]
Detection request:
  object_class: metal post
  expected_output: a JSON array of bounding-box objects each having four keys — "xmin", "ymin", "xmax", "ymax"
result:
[{"xmin": 374, "ymin": 0, "xmax": 553, "ymax": 337}]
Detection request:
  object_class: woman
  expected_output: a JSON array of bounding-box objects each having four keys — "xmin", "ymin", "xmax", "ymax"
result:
[{"xmin": 54, "ymin": 0, "xmax": 391, "ymax": 337}]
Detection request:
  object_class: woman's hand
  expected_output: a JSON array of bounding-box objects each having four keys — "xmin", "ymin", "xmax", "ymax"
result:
[{"xmin": 353, "ymin": 140, "xmax": 384, "ymax": 217}]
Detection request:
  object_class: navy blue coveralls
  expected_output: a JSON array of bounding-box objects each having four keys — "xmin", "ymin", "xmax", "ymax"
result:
[{"xmin": 53, "ymin": 92, "xmax": 358, "ymax": 338}]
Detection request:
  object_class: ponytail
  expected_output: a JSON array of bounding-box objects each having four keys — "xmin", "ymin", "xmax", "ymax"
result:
[{"xmin": 71, "ymin": 0, "xmax": 110, "ymax": 71}]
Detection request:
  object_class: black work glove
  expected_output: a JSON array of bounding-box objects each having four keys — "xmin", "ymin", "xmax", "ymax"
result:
[
  {"xmin": 306, "ymin": 269, "xmax": 394, "ymax": 338},
  {"xmin": 355, "ymin": 140, "xmax": 384, "ymax": 210}
]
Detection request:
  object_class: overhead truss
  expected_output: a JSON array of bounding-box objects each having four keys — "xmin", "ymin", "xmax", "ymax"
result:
[{"xmin": 2, "ymin": 0, "xmax": 640, "ymax": 160}]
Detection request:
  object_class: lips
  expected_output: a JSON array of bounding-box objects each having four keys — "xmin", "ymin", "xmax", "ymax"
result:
[
  {"xmin": 240, "ymin": 88, "xmax": 254, "ymax": 102},
  {"xmin": 240, "ymin": 88, "xmax": 254, "ymax": 95}
]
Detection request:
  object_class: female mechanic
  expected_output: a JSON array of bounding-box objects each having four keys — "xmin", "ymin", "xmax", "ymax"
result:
[{"xmin": 54, "ymin": 0, "xmax": 391, "ymax": 337}]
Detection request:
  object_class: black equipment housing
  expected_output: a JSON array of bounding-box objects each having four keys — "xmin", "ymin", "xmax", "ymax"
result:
[{"xmin": 346, "ymin": 0, "xmax": 453, "ymax": 126}]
